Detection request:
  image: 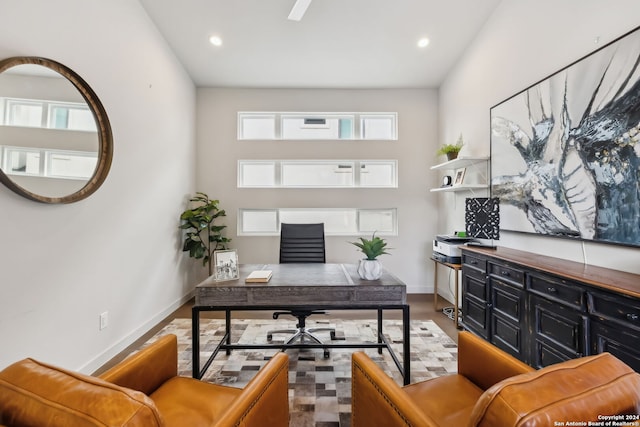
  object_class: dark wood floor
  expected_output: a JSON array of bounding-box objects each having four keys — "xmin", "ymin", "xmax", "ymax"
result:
[{"xmin": 94, "ymin": 293, "xmax": 459, "ymax": 375}]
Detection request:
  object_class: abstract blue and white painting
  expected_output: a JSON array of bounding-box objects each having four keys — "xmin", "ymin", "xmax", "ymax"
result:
[{"xmin": 491, "ymin": 26, "xmax": 640, "ymax": 247}]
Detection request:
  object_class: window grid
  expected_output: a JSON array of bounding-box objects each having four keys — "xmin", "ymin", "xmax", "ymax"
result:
[
  {"xmin": 238, "ymin": 208, "xmax": 397, "ymax": 236},
  {"xmin": 238, "ymin": 112, "xmax": 397, "ymax": 141},
  {"xmin": 1, "ymin": 97, "xmax": 96, "ymax": 132},
  {"xmin": 238, "ymin": 160, "xmax": 397, "ymax": 188},
  {"xmin": 1, "ymin": 145, "xmax": 97, "ymax": 180}
]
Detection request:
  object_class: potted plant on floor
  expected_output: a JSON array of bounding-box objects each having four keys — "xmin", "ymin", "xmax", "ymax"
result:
[
  {"xmin": 350, "ymin": 232, "xmax": 391, "ymax": 280},
  {"xmin": 179, "ymin": 192, "xmax": 231, "ymax": 276},
  {"xmin": 436, "ymin": 134, "xmax": 464, "ymax": 161}
]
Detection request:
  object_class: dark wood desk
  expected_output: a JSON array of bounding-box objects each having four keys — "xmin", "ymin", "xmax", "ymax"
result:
[{"xmin": 192, "ymin": 263, "xmax": 411, "ymax": 384}]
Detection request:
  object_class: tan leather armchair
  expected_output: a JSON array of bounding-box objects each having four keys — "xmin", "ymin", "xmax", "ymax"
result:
[
  {"xmin": 352, "ymin": 331, "xmax": 640, "ymax": 427},
  {"xmin": 0, "ymin": 334, "xmax": 289, "ymax": 426}
]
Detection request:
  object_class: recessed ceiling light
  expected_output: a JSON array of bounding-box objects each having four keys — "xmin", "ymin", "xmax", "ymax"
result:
[
  {"xmin": 417, "ymin": 37, "xmax": 430, "ymax": 48},
  {"xmin": 209, "ymin": 35, "xmax": 223, "ymax": 47}
]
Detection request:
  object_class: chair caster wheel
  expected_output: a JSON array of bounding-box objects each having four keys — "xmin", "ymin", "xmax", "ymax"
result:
[{"xmin": 323, "ymin": 349, "xmax": 330, "ymax": 359}]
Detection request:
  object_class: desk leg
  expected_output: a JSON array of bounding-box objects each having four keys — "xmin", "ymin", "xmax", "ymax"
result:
[
  {"xmin": 377, "ymin": 309, "xmax": 383, "ymax": 354},
  {"xmin": 454, "ymin": 269, "xmax": 459, "ymax": 328},
  {"xmin": 225, "ymin": 309, "xmax": 231, "ymax": 355},
  {"xmin": 403, "ymin": 305, "xmax": 410, "ymax": 385},
  {"xmin": 192, "ymin": 307, "xmax": 200, "ymax": 379},
  {"xmin": 433, "ymin": 260, "xmax": 438, "ymax": 312}
]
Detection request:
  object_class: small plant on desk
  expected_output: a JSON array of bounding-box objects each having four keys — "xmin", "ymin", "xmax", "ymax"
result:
[{"xmin": 350, "ymin": 232, "xmax": 391, "ymax": 280}]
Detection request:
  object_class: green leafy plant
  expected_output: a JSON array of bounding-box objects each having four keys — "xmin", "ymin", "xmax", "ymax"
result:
[
  {"xmin": 436, "ymin": 134, "xmax": 464, "ymax": 157},
  {"xmin": 179, "ymin": 192, "xmax": 231, "ymax": 275},
  {"xmin": 350, "ymin": 232, "xmax": 391, "ymax": 260}
]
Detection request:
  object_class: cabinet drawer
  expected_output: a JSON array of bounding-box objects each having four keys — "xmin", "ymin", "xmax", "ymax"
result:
[
  {"xmin": 591, "ymin": 320, "xmax": 640, "ymax": 372},
  {"xmin": 462, "ymin": 252, "xmax": 486, "ymax": 273},
  {"xmin": 462, "ymin": 295, "xmax": 489, "ymax": 339},
  {"xmin": 491, "ymin": 316, "xmax": 524, "ymax": 360},
  {"xmin": 589, "ymin": 291, "xmax": 640, "ymax": 331},
  {"xmin": 530, "ymin": 295, "xmax": 587, "ymax": 359},
  {"xmin": 463, "ymin": 264, "xmax": 485, "ymax": 282},
  {"xmin": 528, "ymin": 273, "xmax": 585, "ymax": 310},
  {"xmin": 488, "ymin": 261, "xmax": 524, "ymax": 287},
  {"xmin": 463, "ymin": 274, "xmax": 487, "ymax": 301},
  {"xmin": 491, "ymin": 280, "xmax": 524, "ymax": 323}
]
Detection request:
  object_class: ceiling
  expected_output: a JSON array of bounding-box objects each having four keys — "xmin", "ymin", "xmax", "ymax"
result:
[{"xmin": 138, "ymin": 0, "xmax": 502, "ymax": 89}]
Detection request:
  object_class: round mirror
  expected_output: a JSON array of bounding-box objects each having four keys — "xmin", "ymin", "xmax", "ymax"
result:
[{"xmin": 0, "ymin": 57, "xmax": 112, "ymax": 203}]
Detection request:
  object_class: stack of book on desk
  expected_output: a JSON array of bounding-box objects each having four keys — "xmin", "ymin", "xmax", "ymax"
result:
[{"xmin": 245, "ymin": 270, "xmax": 273, "ymax": 283}]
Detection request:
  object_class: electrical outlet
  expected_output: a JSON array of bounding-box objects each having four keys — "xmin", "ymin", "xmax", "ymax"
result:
[{"xmin": 99, "ymin": 311, "xmax": 109, "ymax": 330}]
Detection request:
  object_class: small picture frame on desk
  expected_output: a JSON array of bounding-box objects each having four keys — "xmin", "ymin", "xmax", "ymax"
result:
[
  {"xmin": 453, "ymin": 168, "xmax": 466, "ymax": 186},
  {"xmin": 213, "ymin": 249, "xmax": 239, "ymax": 281}
]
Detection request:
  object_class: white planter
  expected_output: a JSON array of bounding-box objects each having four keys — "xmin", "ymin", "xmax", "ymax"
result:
[{"xmin": 357, "ymin": 259, "xmax": 382, "ymax": 280}]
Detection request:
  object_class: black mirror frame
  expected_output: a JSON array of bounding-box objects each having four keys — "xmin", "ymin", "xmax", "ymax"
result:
[{"xmin": 0, "ymin": 56, "xmax": 112, "ymax": 204}]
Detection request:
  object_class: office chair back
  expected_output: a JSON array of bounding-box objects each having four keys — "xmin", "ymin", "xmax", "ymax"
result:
[{"xmin": 279, "ymin": 223, "xmax": 326, "ymax": 263}]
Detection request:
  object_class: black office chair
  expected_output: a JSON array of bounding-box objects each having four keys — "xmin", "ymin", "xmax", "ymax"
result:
[{"xmin": 267, "ymin": 223, "xmax": 342, "ymax": 357}]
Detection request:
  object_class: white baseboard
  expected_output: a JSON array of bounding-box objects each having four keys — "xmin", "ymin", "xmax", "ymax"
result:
[
  {"xmin": 80, "ymin": 290, "xmax": 194, "ymax": 374},
  {"xmin": 407, "ymin": 285, "xmax": 433, "ymax": 294}
]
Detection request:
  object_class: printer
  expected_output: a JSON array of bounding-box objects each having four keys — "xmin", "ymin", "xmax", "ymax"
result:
[{"xmin": 432, "ymin": 234, "xmax": 475, "ymax": 264}]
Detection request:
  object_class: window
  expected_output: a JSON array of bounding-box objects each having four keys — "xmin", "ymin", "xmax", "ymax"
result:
[
  {"xmin": 360, "ymin": 114, "xmax": 396, "ymax": 140},
  {"xmin": 281, "ymin": 161, "xmax": 355, "ymax": 187},
  {"xmin": 5, "ymin": 99, "xmax": 43, "ymax": 127},
  {"xmin": 1, "ymin": 146, "xmax": 97, "ymax": 180},
  {"xmin": 238, "ymin": 113, "xmax": 276, "ymax": 139},
  {"xmin": 47, "ymin": 151, "xmax": 97, "ymax": 179},
  {"xmin": 238, "ymin": 208, "xmax": 397, "ymax": 236},
  {"xmin": 1, "ymin": 97, "xmax": 96, "ymax": 132},
  {"xmin": 238, "ymin": 161, "xmax": 277, "ymax": 187},
  {"xmin": 237, "ymin": 112, "xmax": 396, "ymax": 140},
  {"xmin": 238, "ymin": 160, "xmax": 397, "ymax": 188},
  {"xmin": 281, "ymin": 115, "xmax": 354, "ymax": 140},
  {"xmin": 5, "ymin": 148, "xmax": 41, "ymax": 175},
  {"xmin": 49, "ymin": 103, "xmax": 96, "ymax": 131}
]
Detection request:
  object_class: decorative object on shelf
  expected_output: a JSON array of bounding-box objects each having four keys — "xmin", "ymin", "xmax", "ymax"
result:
[
  {"xmin": 465, "ymin": 197, "xmax": 500, "ymax": 248},
  {"xmin": 442, "ymin": 175, "xmax": 453, "ymax": 187},
  {"xmin": 213, "ymin": 249, "xmax": 239, "ymax": 281},
  {"xmin": 350, "ymin": 232, "xmax": 391, "ymax": 280},
  {"xmin": 491, "ymin": 25, "xmax": 640, "ymax": 248},
  {"xmin": 453, "ymin": 168, "xmax": 466, "ymax": 186},
  {"xmin": 179, "ymin": 192, "xmax": 231, "ymax": 276},
  {"xmin": 436, "ymin": 134, "xmax": 464, "ymax": 161}
]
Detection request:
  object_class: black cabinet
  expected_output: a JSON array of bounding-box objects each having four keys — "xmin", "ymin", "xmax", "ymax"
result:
[
  {"xmin": 460, "ymin": 247, "xmax": 640, "ymax": 371},
  {"xmin": 461, "ymin": 252, "xmax": 489, "ymax": 338}
]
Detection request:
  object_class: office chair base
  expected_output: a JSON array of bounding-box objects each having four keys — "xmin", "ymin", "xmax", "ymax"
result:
[{"xmin": 267, "ymin": 327, "xmax": 345, "ymax": 359}]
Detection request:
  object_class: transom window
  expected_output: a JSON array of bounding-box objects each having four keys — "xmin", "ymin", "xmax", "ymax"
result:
[
  {"xmin": 0, "ymin": 145, "xmax": 97, "ymax": 180},
  {"xmin": 238, "ymin": 160, "xmax": 397, "ymax": 188},
  {"xmin": 238, "ymin": 208, "xmax": 397, "ymax": 236},
  {"xmin": 1, "ymin": 97, "xmax": 96, "ymax": 132},
  {"xmin": 238, "ymin": 112, "xmax": 397, "ymax": 140}
]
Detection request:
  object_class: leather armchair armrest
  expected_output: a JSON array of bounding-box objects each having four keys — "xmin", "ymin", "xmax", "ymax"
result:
[
  {"xmin": 215, "ymin": 352, "xmax": 290, "ymax": 427},
  {"xmin": 457, "ymin": 331, "xmax": 533, "ymax": 390},
  {"xmin": 351, "ymin": 352, "xmax": 438, "ymax": 427},
  {"xmin": 99, "ymin": 334, "xmax": 178, "ymax": 395}
]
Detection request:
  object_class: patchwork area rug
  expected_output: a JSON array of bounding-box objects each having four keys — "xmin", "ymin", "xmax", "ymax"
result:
[{"xmin": 142, "ymin": 318, "xmax": 458, "ymax": 427}]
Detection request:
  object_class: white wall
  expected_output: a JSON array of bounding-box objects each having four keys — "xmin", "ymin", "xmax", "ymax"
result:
[
  {"xmin": 196, "ymin": 88, "xmax": 439, "ymax": 293},
  {"xmin": 437, "ymin": 0, "xmax": 640, "ymax": 303},
  {"xmin": 0, "ymin": 0, "xmax": 197, "ymax": 372}
]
